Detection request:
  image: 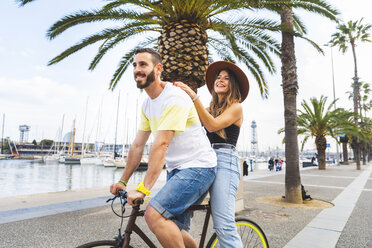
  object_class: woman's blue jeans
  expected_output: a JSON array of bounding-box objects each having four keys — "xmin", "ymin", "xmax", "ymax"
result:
[{"xmin": 210, "ymin": 146, "xmax": 243, "ymax": 248}]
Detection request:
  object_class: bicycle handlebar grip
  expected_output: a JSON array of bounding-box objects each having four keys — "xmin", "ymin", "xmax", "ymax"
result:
[
  {"xmin": 135, "ymin": 199, "xmax": 144, "ymax": 205},
  {"xmin": 118, "ymin": 190, "xmax": 127, "ymax": 197}
]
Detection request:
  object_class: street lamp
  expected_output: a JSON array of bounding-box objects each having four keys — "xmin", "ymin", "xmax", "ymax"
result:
[{"xmin": 324, "ymin": 43, "xmax": 340, "ymax": 166}]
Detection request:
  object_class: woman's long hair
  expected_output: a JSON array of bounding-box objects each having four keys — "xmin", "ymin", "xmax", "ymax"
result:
[{"xmin": 209, "ymin": 69, "xmax": 241, "ymax": 139}]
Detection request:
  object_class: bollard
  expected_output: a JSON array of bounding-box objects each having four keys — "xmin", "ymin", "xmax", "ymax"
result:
[
  {"xmin": 249, "ymin": 159, "xmax": 253, "ymax": 172},
  {"xmin": 235, "ymin": 158, "xmax": 245, "ymax": 212}
]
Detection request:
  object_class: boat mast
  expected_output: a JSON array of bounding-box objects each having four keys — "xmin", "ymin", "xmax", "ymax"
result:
[
  {"xmin": 122, "ymin": 93, "xmax": 128, "ymax": 159},
  {"xmin": 71, "ymin": 119, "xmax": 76, "ymax": 156},
  {"xmin": 81, "ymin": 98, "xmax": 89, "ymax": 157},
  {"xmin": 113, "ymin": 91, "xmax": 121, "ymax": 159},
  {"xmin": 1, "ymin": 114, "xmax": 4, "ymax": 154},
  {"xmin": 59, "ymin": 114, "xmax": 65, "ymax": 154}
]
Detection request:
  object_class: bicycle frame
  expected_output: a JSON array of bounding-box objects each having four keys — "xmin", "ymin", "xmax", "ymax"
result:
[
  {"xmin": 121, "ymin": 203, "xmax": 212, "ymax": 248},
  {"xmin": 122, "ymin": 206, "xmax": 155, "ymax": 248}
]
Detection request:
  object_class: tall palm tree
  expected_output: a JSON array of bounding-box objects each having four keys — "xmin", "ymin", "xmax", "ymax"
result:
[
  {"xmin": 17, "ymin": 0, "xmax": 284, "ymax": 95},
  {"xmin": 359, "ymin": 82, "xmax": 372, "ymax": 118},
  {"xmin": 262, "ymin": 0, "xmax": 338, "ymax": 203},
  {"xmin": 296, "ymin": 96, "xmax": 356, "ymax": 170},
  {"xmin": 346, "ymin": 81, "xmax": 372, "ymax": 118},
  {"xmin": 330, "ymin": 18, "xmax": 372, "ymax": 170}
]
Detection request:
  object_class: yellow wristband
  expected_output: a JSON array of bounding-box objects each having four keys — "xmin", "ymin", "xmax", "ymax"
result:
[{"xmin": 136, "ymin": 181, "xmax": 151, "ymax": 196}]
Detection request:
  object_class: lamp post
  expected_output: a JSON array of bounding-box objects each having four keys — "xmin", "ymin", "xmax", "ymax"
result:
[{"xmin": 324, "ymin": 44, "xmax": 340, "ymax": 165}]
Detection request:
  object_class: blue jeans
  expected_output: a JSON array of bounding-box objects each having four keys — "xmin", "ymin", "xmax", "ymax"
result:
[
  {"xmin": 210, "ymin": 146, "xmax": 243, "ymax": 248},
  {"xmin": 149, "ymin": 167, "xmax": 216, "ymax": 230}
]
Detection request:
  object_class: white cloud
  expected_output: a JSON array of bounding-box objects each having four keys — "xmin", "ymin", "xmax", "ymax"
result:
[
  {"xmin": 34, "ymin": 65, "xmax": 49, "ymax": 72},
  {"xmin": 0, "ymin": 76, "xmax": 79, "ymax": 106}
]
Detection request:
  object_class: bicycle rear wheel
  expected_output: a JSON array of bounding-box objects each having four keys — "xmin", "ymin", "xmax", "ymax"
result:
[
  {"xmin": 76, "ymin": 240, "xmax": 133, "ymax": 248},
  {"xmin": 206, "ymin": 217, "xmax": 269, "ymax": 248}
]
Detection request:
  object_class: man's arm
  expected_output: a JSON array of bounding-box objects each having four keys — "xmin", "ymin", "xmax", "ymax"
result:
[
  {"xmin": 126, "ymin": 130, "xmax": 174, "ymax": 205},
  {"xmin": 144, "ymin": 130, "xmax": 174, "ymax": 190},
  {"xmin": 110, "ymin": 130, "xmax": 150, "ymax": 195}
]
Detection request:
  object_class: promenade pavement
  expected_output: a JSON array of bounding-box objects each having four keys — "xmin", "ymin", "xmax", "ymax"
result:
[{"xmin": 0, "ymin": 162, "xmax": 371, "ymax": 247}]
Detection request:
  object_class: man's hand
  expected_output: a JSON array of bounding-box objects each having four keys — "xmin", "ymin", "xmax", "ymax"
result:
[
  {"xmin": 127, "ymin": 190, "xmax": 146, "ymax": 206},
  {"xmin": 110, "ymin": 182, "xmax": 126, "ymax": 195}
]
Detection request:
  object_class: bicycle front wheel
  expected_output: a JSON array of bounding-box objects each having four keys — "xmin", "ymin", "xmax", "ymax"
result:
[
  {"xmin": 206, "ymin": 217, "xmax": 269, "ymax": 248},
  {"xmin": 76, "ymin": 240, "xmax": 133, "ymax": 248}
]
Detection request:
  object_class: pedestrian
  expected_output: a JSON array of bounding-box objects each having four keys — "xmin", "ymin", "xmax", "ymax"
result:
[
  {"xmin": 174, "ymin": 60, "xmax": 249, "ymax": 248},
  {"xmin": 268, "ymin": 157, "xmax": 274, "ymax": 171},
  {"xmin": 243, "ymin": 160, "xmax": 249, "ymax": 176},
  {"xmin": 274, "ymin": 158, "xmax": 279, "ymax": 171},
  {"xmin": 311, "ymin": 156, "xmax": 316, "ymax": 166},
  {"xmin": 110, "ymin": 48, "xmax": 217, "ymax": 248}
]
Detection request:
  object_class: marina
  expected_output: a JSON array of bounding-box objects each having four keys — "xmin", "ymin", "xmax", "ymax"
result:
[{"xmin": 0, "ymin": 159, "xmax": 167, "ymax": 198}]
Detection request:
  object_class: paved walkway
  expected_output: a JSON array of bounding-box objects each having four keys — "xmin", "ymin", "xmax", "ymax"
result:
[
  {"xmin": 284, "ymin": 165, "xmax": 372, "ymax": 248},
  {"xmin": 0, "ymin": 162, "xmax": 371, "ymax": 247}
]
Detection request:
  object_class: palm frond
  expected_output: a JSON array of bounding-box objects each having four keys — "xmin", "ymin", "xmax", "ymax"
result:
[
  {"xmin": 15, "ymin": 0, "xmax": 35, "ymax": 6},
  {"xmin": 47, "ymin": 9, "xmax": 162, "ymax": 39},
  {"xmin": 48, "ymin": 25, "xmax": 158, "ymax": 66}
]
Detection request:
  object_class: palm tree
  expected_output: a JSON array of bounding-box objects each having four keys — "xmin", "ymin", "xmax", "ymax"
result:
[
  {"xmin": 346, "ymin": 81, "xmax": 372, "ymax": 118},
  {"xmin": 262, "ymin": 0, "xmax": 338, "ymax": 203},
  {"xmin": 358, "ymin": 117, "xmax": 372, "ymax": 165},
  {"xmin": 296, "ymin": 96, "xmax": 356, "ymax": 170},
  {"xmin": 359, "ymin": 82, "xmax": 372, "ymax": 118},
  {"xmin": 17, "ymin": 0, "xmax": 283, "ymax": 95},
  {"xmin": 330, "ymin": 18, "xmax": 372, "ymax": 170}
]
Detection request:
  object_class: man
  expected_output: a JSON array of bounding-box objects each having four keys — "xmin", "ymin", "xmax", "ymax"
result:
[{"xmin": 110, "ymin": 48, "xmax": 217, "ymax": 248}]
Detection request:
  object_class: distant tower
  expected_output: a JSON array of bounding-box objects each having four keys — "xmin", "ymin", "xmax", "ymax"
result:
[
  {"xmin": 251, "ymin": 121, "xmax": 258, "ymax": 156},
  {"xmin": 19, "ymin": 125, "xmax": 30, "ymax": 143}
]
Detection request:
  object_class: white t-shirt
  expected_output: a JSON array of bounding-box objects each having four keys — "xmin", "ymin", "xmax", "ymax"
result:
[{"xmin": 140, "ymin": 83, "xmax": 217, "ymax": 171}]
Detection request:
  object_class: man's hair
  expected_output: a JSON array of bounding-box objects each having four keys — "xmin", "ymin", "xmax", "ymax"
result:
[{"xmin": 135, "ymin": 48, "xmax": 162, "ymax": 66}]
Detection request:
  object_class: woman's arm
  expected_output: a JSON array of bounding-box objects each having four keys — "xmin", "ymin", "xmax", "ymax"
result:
[{"xmin": 174, "ymin": 82, "xmax": 242, "ymax": 132}]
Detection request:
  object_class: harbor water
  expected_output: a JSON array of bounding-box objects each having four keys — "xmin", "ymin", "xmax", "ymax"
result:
[
  {"xmin": 0, "ymin": 160, "xmax": 167, "ymax": 198},
  {"xmin": 0, "ymin": 159, "xmax": 278, "ymax": 199}
]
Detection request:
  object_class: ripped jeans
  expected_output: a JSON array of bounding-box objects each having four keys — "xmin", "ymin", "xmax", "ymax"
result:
[{"xmin": 210, "ymin": 145, "xmax": 242, "ymax": 248}]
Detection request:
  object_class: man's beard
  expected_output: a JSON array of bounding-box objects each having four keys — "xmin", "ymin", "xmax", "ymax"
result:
[{"xmin": 136, "ymin": 69, "xmax": 155, "ymax": 89}]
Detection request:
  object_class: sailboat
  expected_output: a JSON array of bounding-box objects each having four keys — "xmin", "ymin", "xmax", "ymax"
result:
[
  {"xmin": 65, "ymin": 119, "xmax": 80, "ymax": 164},
  {"xmin": 103, "ymin": 91, "xmax": 122, "ymax": 168}
]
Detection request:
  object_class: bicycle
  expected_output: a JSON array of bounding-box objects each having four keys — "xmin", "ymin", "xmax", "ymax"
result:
[{"xmin": 76, "ymin": 190, "xmax": 269, "ymax": 248}]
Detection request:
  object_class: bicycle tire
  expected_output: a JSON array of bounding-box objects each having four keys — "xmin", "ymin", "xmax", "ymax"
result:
[
  {"xmin": 76, "ymin": 240, "xmax": 133, "ymax": 248},
  {"xmin": 206, "ymin": 217, "xmax": 269, "ymax": 248}
]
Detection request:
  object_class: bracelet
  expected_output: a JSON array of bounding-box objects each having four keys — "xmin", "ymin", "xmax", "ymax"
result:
[
  {"xmin": 136, "ymin": 181, "xmax": 151, "ymax": 196},
  {"xmin": 118, "ymin": 179, "xmax": 127, "ymax": 187},
  {"xmin": 192, "ymin": 95, "xmax": 200, "ymax": 102}
]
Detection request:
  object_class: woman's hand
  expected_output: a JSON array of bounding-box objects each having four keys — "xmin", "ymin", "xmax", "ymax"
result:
[{"xmin": 173, "ymin": 81, "xmax": 197, "ymax": 99}]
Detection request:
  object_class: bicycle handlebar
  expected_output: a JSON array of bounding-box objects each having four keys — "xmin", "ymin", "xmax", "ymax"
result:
[{"xmin": 107, "ymin": 190, "xmax": 144, "ymax": 205}]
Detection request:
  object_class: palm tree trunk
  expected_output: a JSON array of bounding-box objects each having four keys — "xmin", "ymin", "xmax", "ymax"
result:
[
  {"xmin": 280, "ymin": 7, "xmax": 302, "ymax": 204},
  {"xmin": 316, "ymin": 136, "xmax": 327, "ymax": 170},
  {"xmin": 342, "ymin": 141, "xmax": 349, "ymax": 164},
  {"xmin": 362, "ymin": 141, "xmax": 366, "ymax": 165},
  {"xmin": 158, "ymin": 20, "xmax": 208, "ymax": 92},
  {"xmin": 318, "ymin": 147, "xmax": 326, "ymax": 170},
  {"xmin": 351, "ymin": 42, "xmax": 361, "ymax": 170}
]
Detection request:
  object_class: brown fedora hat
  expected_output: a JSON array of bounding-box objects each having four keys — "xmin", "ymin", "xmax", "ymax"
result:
[{"xmin": 205, "ymin": 61, "xmax": 249, "ymax": 102}]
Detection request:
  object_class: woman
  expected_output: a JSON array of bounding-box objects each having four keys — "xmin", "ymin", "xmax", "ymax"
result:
[{"xmin": 174, "ymin": 61, "xmax": 249, "ymax": 248}]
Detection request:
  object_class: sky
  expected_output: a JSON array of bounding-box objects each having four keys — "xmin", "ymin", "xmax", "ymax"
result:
[{"xmin": 1, "ymin": 0, "xmax": 372, "ymax": 155}]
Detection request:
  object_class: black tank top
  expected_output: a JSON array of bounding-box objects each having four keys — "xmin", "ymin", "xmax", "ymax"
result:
[{"xmin": 206, "ymin": 124, "xmax": 240, "ymax": 146}]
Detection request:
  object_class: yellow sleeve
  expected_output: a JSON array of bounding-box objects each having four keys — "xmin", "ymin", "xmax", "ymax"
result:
[
  {"xmin": 158, "ymin": 105, "xmax": 190, "ymax": 132},
  {"xmin": 139, "ymin": 109, "xmax": 151, "ymax": 131}
]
